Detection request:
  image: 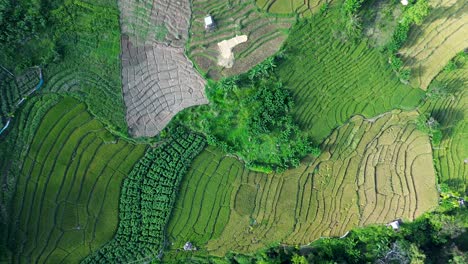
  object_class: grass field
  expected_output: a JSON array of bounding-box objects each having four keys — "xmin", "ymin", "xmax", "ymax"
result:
[
  {"xmin": 277, "ymin": 13, "xmax": 425, "ymax": 142},
  {"xmin": 256, "ymin": 0, "xmax": 330, "ymax": 16},
  {"xmin": 4, "ymin": 97, "xmax": 146, "ymax": 263},
  {"xmin": 166, "ymin": 110, "xmax": 438, "ymax": 258},
  {"xmin": 400, "ymin": 0, "xmax": 468, "ymax": 90},
  {"xmin": 420, "ymin": 53, "xmax": 467, "ymax": 195},
  {"xmin": 188, "ymin": 0, "xmax": 295, "ymax": 78}
]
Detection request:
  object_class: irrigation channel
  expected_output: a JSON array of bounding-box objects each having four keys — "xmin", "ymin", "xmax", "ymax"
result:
[{"xmin": 0, "ymin": 67, "xmax": 43, "ymax": 136}]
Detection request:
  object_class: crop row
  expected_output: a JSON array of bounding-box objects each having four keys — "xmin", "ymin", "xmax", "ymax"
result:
[
  {"xmin": 400, "ymin": 0, "xmax": 467, "ymax": 89},
  {"xmin": 188, "ymin": 0, "xmax": 295, "ymax": 78},
  {"xmin": 419, "ymin": 54, "xmax": 467, "ymax": 195},
  {"xmin": 39, "ymin": 0, "xmax": 127, "ymax": 133},
  {"xmin": 256, "ymin": 0, "xmax": 327, "ymax": 16},
  {"xmin": 277, "ymin": 14, "xmax": 425, "ymax": 142},
  {"xmin": 3, "ymin": 97, "xmax": 146, "ymax": 263},
  {"xmin": 82, "ymin": 127, "xmax": 206, "ymax": 263},
  {"xmin": 165, "ymin": 111, "xmax": 438, "ymax": 258}
]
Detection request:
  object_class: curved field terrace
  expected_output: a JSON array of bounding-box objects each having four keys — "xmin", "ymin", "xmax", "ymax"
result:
[
  {"xmin": 400, "ymin": 0, "xmax": 468, "ymax": 90},
  {"xmin": 166, "ymin": 110, "xmax": 439, "ymax": 257},
  {"xmin": 119, "ymin": 0, "xmax": 208, "ymax": 137}
]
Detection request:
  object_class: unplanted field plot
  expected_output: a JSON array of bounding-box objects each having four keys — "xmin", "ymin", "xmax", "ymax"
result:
[
  {"xmin": 119, "ymin": 0, "xmax": 208, "ymax": 137},
  {"xmin": 166, "ymin": 110, "xmax": 438, "ymax": 257},
  {"xmin": 278, "ymin": 17, "xmax": 425, "ymax": 142},
  {"xmin": 119, "ymin": 0, "xmax": 191, "ymax": 47},
  {"xmin": 121, "ymin": 38, "xmax": 208, "ymax": 137},
  {"xmin": 420, "ymin": 56, "xmax": 468, "ymax": 194},
  {"xmin": 400, "ymin": 0, "xmax": 468, "ymax": 90},
  {"xmin": 188, "ymin": 0, "xmax": 295, "ymax": 78},
  {"xmin": 256, "ymin": 0, "xmax": 330, "ymax": 16},
  {"xmin": 6, "ymin": 97, "xmax": 146, "ymax": 263}
]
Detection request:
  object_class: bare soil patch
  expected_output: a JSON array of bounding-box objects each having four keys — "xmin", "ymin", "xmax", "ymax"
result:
[
  {"xmin": 119, "ymin": 0, "xmax": 208, "ymax": 137},
  {"xmin": 217, "ymin": 35, "xmax": 248, "ymax": 68}
]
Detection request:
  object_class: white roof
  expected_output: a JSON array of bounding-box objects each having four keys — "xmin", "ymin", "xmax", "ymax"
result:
[
  {"xmin": 204, "ymin": 15, "xmax": 213, "ymax": 26},
  {"xmin": 401, "ymin": 0, "xmax": 408, "ymax": 5},
  {"xmin": 389, "ymin": 221, "xmax": 400, "ymax": 229}
]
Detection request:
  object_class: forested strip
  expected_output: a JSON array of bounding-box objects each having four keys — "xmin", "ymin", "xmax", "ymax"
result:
[{"xmin": 82, "ymin": 127, "xmax": 206, "ymax": 263}]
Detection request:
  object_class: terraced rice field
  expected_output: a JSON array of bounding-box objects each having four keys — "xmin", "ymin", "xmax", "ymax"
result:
[
  {"xmin": 119, "ymin": 0, "xmax": 208, "ymax": 137},
  {"xmin": 400, "ymin": 0, "xmax": 468, "ymax": 90},
  {"xmin": 420, "ymin": 56, "xmax": 467, "ymax": 194},
  {"xmin": 278, "ymin": 17, "xmax": 425, "ymax": 142},
  {"xmin": 0, "ymin": 68, "xmax": 41, "ymax": 118},
  {"xmin": 6, "ymin": 97, "xmax": 146, "ymax": 263},
  {"xmin": 41, "ymin": 0, "xmax": 127, "ymax": 133},
  {"xmin": 256, "ymin": 0, "xmax": 330, "ymax": 16},
  {"xmin": 188, "ymin": 0, "xmax": 295, "ymax": 78},
  {"xmin": 166, "ymin": 110, "xmax": 439, "ymax": 257}
]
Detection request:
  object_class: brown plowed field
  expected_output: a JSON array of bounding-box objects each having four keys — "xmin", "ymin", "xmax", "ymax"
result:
[{"xmin": 119, "ymin": 0, "xmax": 208, "ymax": 137}]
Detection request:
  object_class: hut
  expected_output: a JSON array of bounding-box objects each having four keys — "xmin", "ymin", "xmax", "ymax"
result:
[
  {"xmin": 204, "ymin": 15, "xmax": 215, "ymax": 31},
  {"xmin": 183, "ymin": 241, "xmax": 197, "ymax": 251}
]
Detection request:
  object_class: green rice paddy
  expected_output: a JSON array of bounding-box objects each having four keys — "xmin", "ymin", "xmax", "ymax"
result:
[
  {"xmin": 166, "ymin": 110, "xmax": 439, "ymax": 259},
  {"xmin": 278, "ymin": 14, "xmax": 425, "ymax": 142},
  {"xmin": 4, "ymin": 97, "xmax": 145, "ymax": 263},
  {"xmin": 420, "ymin": 53, "xmax": 467, "ymax": 195}
]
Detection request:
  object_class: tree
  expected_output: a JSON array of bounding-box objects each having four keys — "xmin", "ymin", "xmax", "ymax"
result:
[{"xmin": 291, "ymin": 254, "xmax": 307, "ymax": 264}]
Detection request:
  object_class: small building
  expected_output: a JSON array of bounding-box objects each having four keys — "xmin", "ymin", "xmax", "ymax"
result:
[
  {"xmin": 204, "ymin": 15, "xmax": 215, "ymax": 31},
  {"xmin": 401, "ymin": 0, "xmax": 408, "ymax": 5},
  {"xmin": 459, "ymin": 198, "xmax": 465, "ymax": 207},
  {"xmin": 387, "ymin": 219, "xmax": 401, "ymax": 230},
  {"xmin": 183, "ymin": 241, "xmax": 197, "ymax": 251}
]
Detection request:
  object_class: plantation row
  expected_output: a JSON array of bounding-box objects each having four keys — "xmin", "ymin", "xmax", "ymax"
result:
[
  {"xmin": 277, "ymin": 12, "xmax": 425, "ymax": 142},
  {"xmin": 189, "ymin": 0, "xmax": 295, "ymax": 78},
  {"xmin": 83, "ymin": 128, "xmax": 206, "ymax": 263},
  {"xmin": 165, "ymin": 111, "xmax": 438, "ymax": 258},
  {"xmin": 3, "ymin": 97, "xmax": 146, "ymax": 263},
  {"xmin": 420, "ymin": 52, "xmax": 467, "ymax": 195}
]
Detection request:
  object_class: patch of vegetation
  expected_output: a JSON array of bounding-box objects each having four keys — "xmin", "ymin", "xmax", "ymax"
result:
[
  {"xmin": 415, "ymin": 113, "xmax": 443, "ymax": 146},
  {"xmin": 83, "ymin": 127, "xmax": 206, "ymax": 263},
  {"xmin": 209, "ymin": 207, "xmax": 467, "ymax": 264},
  {"xmin": 420, "ymin": 51, "xmax": 467, "ymax": 195},
  {"xmin": 386, "ymin": 0, "xmax": 430, "ymax": 81},
  {"xmin": 277, "ymin": 9, "xmax": 424, "ymax": 142},
  {"xmin": 1, "ymin": 96, "xmax": 146, "ymax": 263},
  {"xmin": 256, "ymin": 0, "xmax": 331, "ymax": 16},
  {"xmin": 165, "ymin": 110, "xmax": 438, "ymax": 258},
  {"xmin": 399, "ymin": 0, "xmax": 466, "ymax": 89},
  {"xmin": 188, "ymin": 0, "xmax": 295, "ymax": 78},
  {"xmin": 1, "ymin": 0, "xmax": 127, "ymax": 134},
  {"xmin": 0, "ymin": 0, "xmax": 58, "ymax": 72},
  {"xmin": 173, "ymin": 58, "xmax": 317, "ymax": 172}
]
